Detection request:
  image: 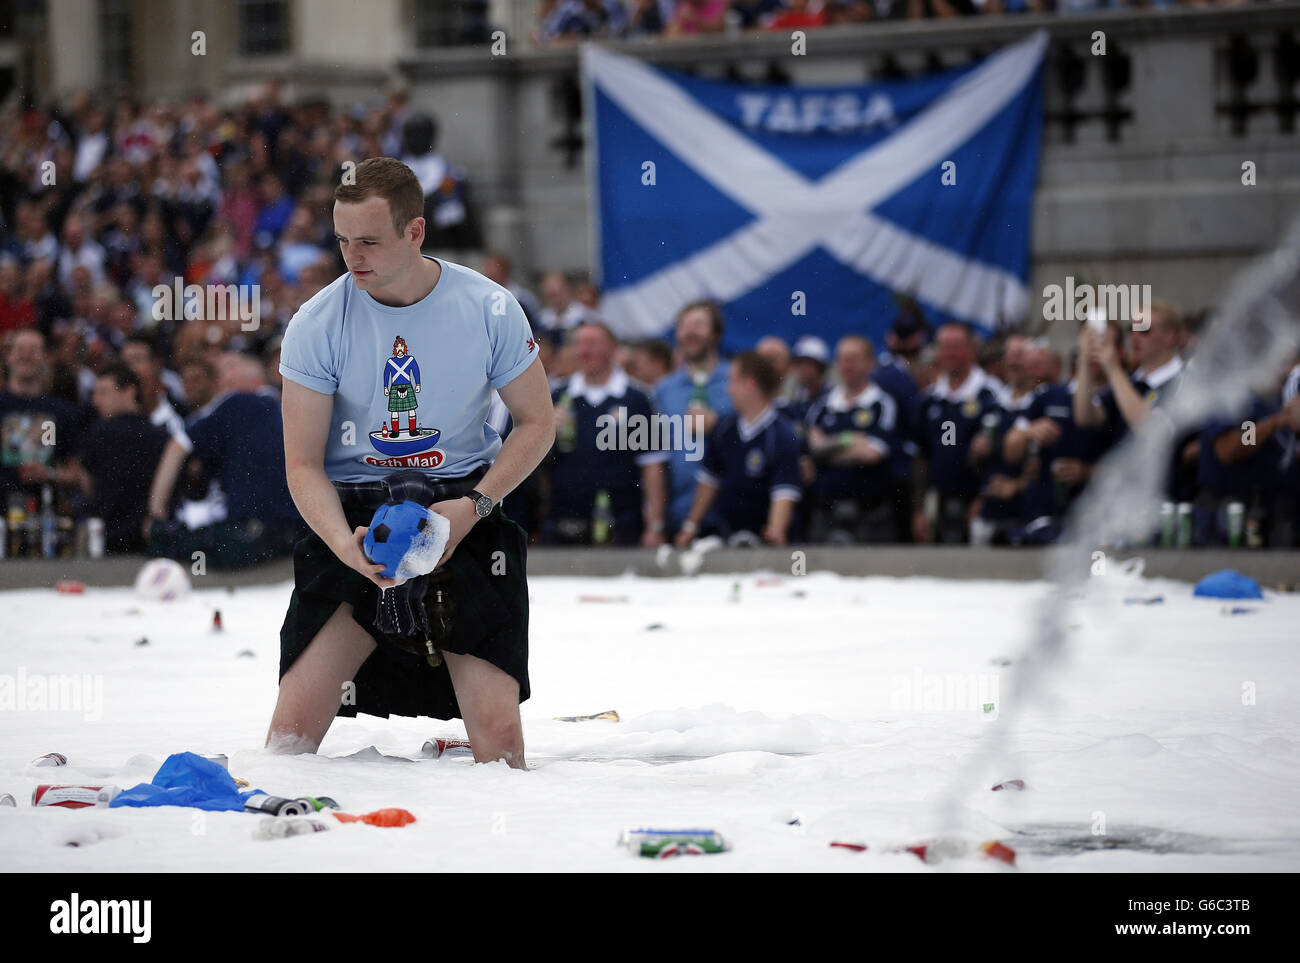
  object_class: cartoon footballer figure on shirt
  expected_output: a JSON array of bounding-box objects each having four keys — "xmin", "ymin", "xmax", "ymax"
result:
[
  {"xmin": 382, "ymin": 336, "xmax": 421, "ymax": 438},
  {"xmin": 368, "ymin": 335, "xmax": 444, "ymax": 466}
]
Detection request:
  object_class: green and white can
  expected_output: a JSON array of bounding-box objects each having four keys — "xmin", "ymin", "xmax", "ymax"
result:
[{"xmin": 620, "ymin": 828, "xmax": 727, "ymax": 858}]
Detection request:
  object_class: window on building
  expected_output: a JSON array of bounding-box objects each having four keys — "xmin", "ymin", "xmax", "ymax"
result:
[
  {"xmin": 239, "ymin": 0, "xmax": 289, "ymax": 55},
  {"xmin": 100, "ymin": 0, "xmax": 132, "ymax": 91},
  {"xmin": 413, "ymin": 0, "xmax": 491, "ymax": 48}
]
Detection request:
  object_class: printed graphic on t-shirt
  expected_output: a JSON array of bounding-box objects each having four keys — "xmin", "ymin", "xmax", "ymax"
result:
[
  {"xmin": 2, "ymin": 410, "xmax": 56, "ymax": 467},
  {"xmin": 366, "ymin": 335, "xmax": 445, "ymax": 470}
]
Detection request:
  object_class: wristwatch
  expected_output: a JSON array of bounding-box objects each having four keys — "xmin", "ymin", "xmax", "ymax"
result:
[{"xmin": 465, "ymin": 489, "xmax": 494, "ymax": 518}]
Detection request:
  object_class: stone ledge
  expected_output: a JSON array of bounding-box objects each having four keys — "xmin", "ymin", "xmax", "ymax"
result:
[{"xmin": 2, "ymin": 547, "xmax": 1295, "ymax": 589}]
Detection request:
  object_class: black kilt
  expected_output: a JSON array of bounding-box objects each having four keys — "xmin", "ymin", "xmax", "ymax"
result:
[{"xmin": 278, "ymin": 479, "xmax": 530, "ymax": 721}]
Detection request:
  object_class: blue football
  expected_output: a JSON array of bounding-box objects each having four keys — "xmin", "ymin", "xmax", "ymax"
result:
[{"xmin": 363, "ymin": 500, "xmax": 432, "ymax": 579}]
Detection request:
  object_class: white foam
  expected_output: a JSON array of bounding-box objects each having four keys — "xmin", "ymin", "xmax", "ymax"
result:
[{"xmin": 392, "ymin": 508, "xmax": 451, "ymax": 585}]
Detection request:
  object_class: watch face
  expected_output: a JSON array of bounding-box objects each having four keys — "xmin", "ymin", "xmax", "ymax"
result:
[{"xmin": 475, "ymin": 494, "xmax": 493, "ymax": 517}]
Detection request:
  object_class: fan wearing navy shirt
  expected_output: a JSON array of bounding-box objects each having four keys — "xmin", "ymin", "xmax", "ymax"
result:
[
  {"xmin": 1004, "ymin": 344, "xmax": 1115, "ymax": 543},
  {"xmin": 1196, "ymin": 387, "xmax": 1300, "ymax": 545},
  {"xmin": 805, "ymin": 335, "xmax": 900, "ymax": 543},
  {"xmin": 1075, "ymin": 302, "xmax": 1195, "ymax": 502},
  {"xmin": 143, "ymin": 354, "xmax": 302, "ymax": 567},
  {"xmin": 914, "ymin": 324, "xmax": 1005, "ymax": 543},
  {"xmin": 674, "ymin": 351, "xmax": 801, "ymax": 547},
  {"xmin": 775, "ymin": 335, "xmax": 829, "ymax": 541},
  {"xmin": 874, "ymin": 313, "xmax": 928, "ymax": 543},
  {"xmin": 68, "ymin": 364, "xmax": 169, "ymax": 554},
  {"xmin": 545, "ymin": 321, "xmax": 668, "ymax": 546},
  {"xmin": 776, "ymin": 336, "xmax": 830, "ymax": 430},
  {"xmin": 0, "ymin": 328, "xmax": 85, "ymax": 505},
  {"xmin": 970, "ymin": 336, "xmax": 1039, "ymax": 545}
]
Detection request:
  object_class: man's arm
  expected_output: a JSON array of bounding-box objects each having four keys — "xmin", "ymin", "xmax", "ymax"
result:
[
  {"xmin": 1106, "ymin": 365, "xmax": 1150, "ymax": 431},
  {"xmin": 281, "ymin": 379, "xmax": 391, "ymax": 586},
  {"xmin": 478, "ymin": 355, "xmax": 554, "ymax": 506},
  {"xmin": 1213, "ymin": 404, "xmax": 1298, "ymax": 464},
  {"xmin": 674, "ymin": 477, "xmax": 720, "ymax": 548},
  {"xmin": 639, "ymin": 460, "xmax": 667, "ymax": 547},
  {"xmin": 1089, "ymin": 329, "xmax": 1151, "ymax": 430},
  {"xmin": 432, "ymin": 355, "xmax": 554, "ymax": 568},
  {"xmin": 145, "ymin": 437, "xmax": 189, "ymax": 529},
  {"xmin": 52, "ymin": 456, "xmax": 93, "ymax": 499},
  {"xmin": 763, "ymin": 496, "xmax": 796, "ymax": 545},
  {"xmin": 1073, "ymin": 331, "xmax": 1106, "ymax": 429},
  {"xmin": 1003, "ymin": 423, "xmax": 1032, "ymax": 464}
]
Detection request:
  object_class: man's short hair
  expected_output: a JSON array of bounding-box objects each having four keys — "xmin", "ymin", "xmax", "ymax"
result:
[
  {"xmin": 98, "ymin": 362, "xmax": 142, "ymax": 404},
  {"xmin": 675, "ymin": 299, "xmax": 725, "ymax": 343},
  {"xmin": 837, "ymin": 334, "xmax": 875, "ymax": 362},
  {"xmin": 732, "ymin": 350, "xmax": 780, "ymax": 398},
  {"xmin": 575, "ymin": 319, "xmax": 617, "ymax": 346},
  {"xmin": 333, "ymin": 157, "xmax": 425, "ymax": 237},
  {"xmin": 123, "ymin": 331, "xmax": 159, "ymax": 360},
  {"xmin": 7, "ymin": 327, "xmax": 46, "ymax": 351},
  {"xmin": 637, "ymin": 339, "xmax": 674, "ymax": 370},
  {"xmin": 1148, "ymin": 299, "xmax": 1183, "ymax": 338}
]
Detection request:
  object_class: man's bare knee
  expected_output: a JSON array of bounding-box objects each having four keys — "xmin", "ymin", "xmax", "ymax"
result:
[
  {"xmin": 265, "ymin": 729, "xmax": 320, "ymax": 755},
  {"xmin": 265, "ymin": 603, "xmax": 374, "ymax": 752}
]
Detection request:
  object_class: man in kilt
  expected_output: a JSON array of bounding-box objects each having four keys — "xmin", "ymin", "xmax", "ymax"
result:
[{"xmin": 266, "ymin": 158, "xmax": 554, "ymax": 769}]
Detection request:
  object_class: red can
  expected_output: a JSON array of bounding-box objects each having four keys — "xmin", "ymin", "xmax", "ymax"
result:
[
  {"xmin": 32, "ymin": 785, "xmax": 121, "ymax": 808},
  {"xmin": 55, "ymin": 581, "xmax": 84, "ymax": 594},
  {"xmin": 422, "ymin": 737, "xmax": 473, "ymax": 758},
  {"xmin": 32, "ymin": 752, "xmax": 68, "ymax": 767}
]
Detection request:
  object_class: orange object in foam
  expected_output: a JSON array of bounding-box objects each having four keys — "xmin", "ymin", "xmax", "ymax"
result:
[{"xmin": 332, "ymin": 808, "xmax": 416, "ymax": 827}]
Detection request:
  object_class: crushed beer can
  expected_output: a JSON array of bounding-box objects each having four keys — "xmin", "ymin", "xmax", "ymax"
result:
[
  {"xmin": 620, "ymin": 828, "xmax": 727, "ymax": 858},
  {"xmin": 33, "ymin": 785, "xmax": 121, "ymax": 808},
  {"xmin": 32, "ymin": 752, "xmax": 68, "ymax": 767},
  {"xmin": 422, "ymin": 737, "xmax": 474, "ymax": 758},
  {"xmin": 244, "ymin": 794, "xmax": 315, "ymax": 817}
]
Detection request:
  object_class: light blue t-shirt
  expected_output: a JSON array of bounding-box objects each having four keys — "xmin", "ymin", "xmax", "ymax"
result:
[{"xmin": 279, "ymin": 256, "xmax": 539, "ymax": 482}]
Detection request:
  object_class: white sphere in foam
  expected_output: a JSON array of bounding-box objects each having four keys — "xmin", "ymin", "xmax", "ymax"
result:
[{"xmin": 134, "ymin": 558, "xmax": 192, "ymax": 602}]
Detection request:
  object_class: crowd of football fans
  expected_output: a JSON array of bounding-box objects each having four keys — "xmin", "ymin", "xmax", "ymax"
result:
[
  {"xmin": 529, "ymin": 0, "xmax": 1248, "ymax": 43},
  {"xmin": 0, "ymin": 85, "xmax": 1296, "ymax": 566},
  {"xmin": 519, "ymin": 295, "xmax": 1300, "ymax": 551}
]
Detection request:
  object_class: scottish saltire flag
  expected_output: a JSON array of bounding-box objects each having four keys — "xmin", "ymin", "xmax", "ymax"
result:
[{"xmin": 582, "ymin": 32, "xmax": 1047, "ymax": 352}]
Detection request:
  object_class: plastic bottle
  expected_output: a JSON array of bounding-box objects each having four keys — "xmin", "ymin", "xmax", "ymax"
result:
[
  {"xmin": 591, "ymin": 490, "xmax": 613, "ymax": 545},
  {"xmin": 687, "ymin": 374, "xmax": 711, "ymax": 414},
  {"xmin": 5, "ymin": 495, "xmax": 22, "ymax": 558},
  {"xmin": 1245, "ymin": 496, "xmax": 1264, "ymax": 549},
  {"xmin": 556, "ymin": 392, "xmax": 577, "ymax": 453}
]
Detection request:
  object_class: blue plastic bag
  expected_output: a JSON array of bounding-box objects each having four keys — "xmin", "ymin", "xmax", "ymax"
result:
[
  {"xmin": 1193, "ymin": 569, "xmax": 1264, "ymax": 600},
  {"xmin": 110, "ymin": 751, "xmax": 261, "ymax": 812}
]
